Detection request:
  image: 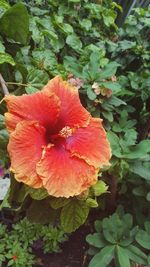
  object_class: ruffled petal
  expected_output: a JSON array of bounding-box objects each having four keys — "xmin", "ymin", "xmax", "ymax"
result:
[
  {"xmin": 36, "ymin": 145, "xmax": 98, "ymax": 198},
  {"xmin": 4, "ymin": 92, "xmax": 60, "ymax": 133},
  {"xmin": 65, "ymin": 118, "xmax": 111, "ymax": 168},
  {"xmin": 8, "ymin": 121, "xmax": 46, "ymax": 188},
  {"xmin": 42, "ymin": 76, "xmax": 90, "ymax": 130}
]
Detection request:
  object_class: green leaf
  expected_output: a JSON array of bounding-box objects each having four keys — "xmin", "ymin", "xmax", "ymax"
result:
[
  {"xmin": 102, "ymin": 111, "xmax": 113, "ymax": 122},
  {"xmin": 79, "ymin": 19, "xmax": 92, "ymax": 31},
  {"xmin": 136, "ymin": 230, "xmax": 150, "ymax": 249},
  {"xmin": 86, "ymin": 198, "xmax": 98, "ymax": 208},
  {"xmin": 116, "ymin": 246, "xmax": 130, "ymax": 267},
  {"xmin": 29, "ymin": 188, "xmax": 49, "ymax": 200},
  {"xmin": 130, "ymin": 162, "xmax": 150, "ymax": 180},
  {"xmin": 125, "ymin": 245, "xmax": 147, "ymax": 265},
  {"xmin": 92, "ymin": 180, "xmax": 108, "ymax": 196},
  {"xmin": 66, "ymin": 34, "xmax": 82, "ymax": 51},
  {"xmin": 89, "ymin": 245, "xmax": 115, "ymax": 267},
  {"xmin": 60, "ymin": 199, "xmax": 89, "ymax": 233},
  {"xmin": 86, "ymin": 233, "xmax": 107, "ymax": 248},
  {"xmin": 0, "ymin": 52, "xmax": 15, "ymax": 65},
  {"xmin": 0, "ymin": 3, "xmax": 29, "ymax": 44},
  {"xmin": 27, "ymin": 199, "xmax": 57, "ymax": 224},
  {"xmin": 32, "ymin": 49, "xmax": 57, "ymax": 71},
  {"xmin": 26, "ymin": 69, "xmax": 49, "ymax": 90},
  {"xmin": 99, "ymin": 62, "xmax": 120, "ymax": 80},
  {"xmin": 0, "ymin": 0, "xmax": 10, "ymax": 10},
  {"xmin": 87, "ymin": 87, "xmax": 97, "ymax": 100},
  {"xmin": 25, "ymin": 86, "xmax": 39, "ymax": 94},
  {"xmin": 50, "ymin": 198, "xmax": 70, "ymax": 209},
  {"xmin": 107, "ymin": 132, "xmax": 122, "ymax": 158},
  {"xmin": 124, "ymin": 140, "xmax": 150, "ymax": 159}
]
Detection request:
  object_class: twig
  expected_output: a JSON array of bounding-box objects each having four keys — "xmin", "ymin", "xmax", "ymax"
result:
[
  {"xmin": 0, "ymin": 74, "xmax": 9, "ymax": 95},
  {"xmin": 6, "ymin": 82, "xmax": 28, "ymax": 87}
]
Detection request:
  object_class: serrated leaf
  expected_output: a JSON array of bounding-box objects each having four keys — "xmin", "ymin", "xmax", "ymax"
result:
[
  {"xmin": 89, "ymin": 245, "xmax": 115, "ymax": 267},
  {"xmin": 26, "ymin": 69, "xmax": 49, "ymax": 90},
  {"xmin": 60, "ymin": 199, "xmax": 89, "ymax": 233},
  {"xmin": 29, "ymin": 188, "xmax": 49, "ymax": 200},
  {"xmin": 0, "ymin": 52, "xmax": 15, "ymax": 65},
  {"xmin": 0, "ymin": 3, "xmax": 29, "ymax": 44},
  {"xmin": 50, "ymin": 198, "xmax": 70, "ymax": 209}
]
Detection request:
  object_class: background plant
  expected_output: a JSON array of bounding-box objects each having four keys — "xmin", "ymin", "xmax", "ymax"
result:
[
  {"xmin": 0, "ymin": 217, "xmax": 67, "ymax": 266},
  {"xmin": 0, "ymin": 0, "xmax": 150, "ymax": 257}
]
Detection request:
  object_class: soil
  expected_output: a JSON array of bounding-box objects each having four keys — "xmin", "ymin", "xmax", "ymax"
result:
[{"xmin": 35, "ymin": 225, "xmax": 91, "ymax": 267}]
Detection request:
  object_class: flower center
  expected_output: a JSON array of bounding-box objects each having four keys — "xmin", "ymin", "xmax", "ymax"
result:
[{"xmin": 59, "ymin": 126, "xmax": 74, "ymax": 138}]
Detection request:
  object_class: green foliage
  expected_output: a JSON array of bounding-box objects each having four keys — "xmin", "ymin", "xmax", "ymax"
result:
[
  {"xmin": 86, "ymin": 208, "xmax": 150, "ymax": 267},
  {"xmin": 0, "ymin": 217, "xmax": 67, "ymax": 266},
  {"xmin": 0, "ymin": 0, "xmax": 150, "ymax": 243}
]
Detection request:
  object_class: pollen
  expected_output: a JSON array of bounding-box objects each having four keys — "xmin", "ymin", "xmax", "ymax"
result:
[{"xmin": 59, "ymin": 126, "xmax": 74, "ymax": 138}]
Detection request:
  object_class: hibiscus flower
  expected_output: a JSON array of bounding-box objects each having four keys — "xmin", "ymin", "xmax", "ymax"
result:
[{"xmin": 4, "ymin": 76, "xmax": 111, "ymax": 198}]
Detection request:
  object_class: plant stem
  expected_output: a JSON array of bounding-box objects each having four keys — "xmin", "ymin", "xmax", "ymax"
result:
[
  {"xmin": 6, "ymin": 82, "xmax": 28, "ymax": 87},
  {"xmin": 0, "ymin": 74, "xmax": 9, "ymax": 95}
]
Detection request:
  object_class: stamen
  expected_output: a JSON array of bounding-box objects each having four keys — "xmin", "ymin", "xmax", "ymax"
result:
[{"xmin": 59, "ymin": 126, "xmax": 74, "ymax": 138}]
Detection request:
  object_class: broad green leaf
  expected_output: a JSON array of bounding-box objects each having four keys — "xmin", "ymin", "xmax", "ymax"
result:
[
  {"xmin": 29, "ymin": 188, "xmax": 49, "ymax": 200},
  {"xmin": 79, "ymin": 19, "xmax": 92, "ymax": 31},
  {"xmin": 130, "ymin": 162, "xmax": 150, "ymax": 180},
  {"xmin": 0, "ymin": 52, "xmax": 15, "ymax": 65},
  {"xmin": 0, "ymin": 3, "xmax": 29, "ymax": 44},
  {"xmin": 125, "ymin": 245, "xmax": 147, "ymax": 265},
  {"xmin": 99, "ymin": 62, "xmax": 120, "ymax": 80},
  {"xmin": 89, "ymin": 245, "xmax": 115, "ymax": 267},
  {"xmin": 136, "ymin": 230, "xmax": 150, "ymax": 249},
  {"xmin": 116, "ymin": 246, "xmax": 130, "ymax": 267},
  {"xmin": 27, "ymin": 199, "xmax": 57, "ymax": 224},
  {"xmin": 101, "ymin": 82, "xmax": 121, "ymax": 94},
  {"xmin": 25, "ymin": 86, "xmax": 39, "ymax": 94},
  {"xmin": 86, "ymin": 233, "xmax": 107, "ymax": 248},
  {"xmin": 66, "ymin": 34, "xmax": 82, "ymax": 51},
  {"xmin": 60, "ymin": 199, "xmax": 89, "ymax": 233},
  {"xmin": 26, "ymin": 69, "xmax": 49, "ymax": 90},
  {"xmin": 32, "ymin": 49, "xmax": 57, "ymax": 71},
  {"xmin": 92, "ymin": 180, "xmax": 108, "ymax": 196},
  {"xmin": 50, "ymin": 198, "xmax": 70, "ymax": 209},
  {"xmin": 124, "ymin": 140, "xmax": 150, "ymax": 159}
]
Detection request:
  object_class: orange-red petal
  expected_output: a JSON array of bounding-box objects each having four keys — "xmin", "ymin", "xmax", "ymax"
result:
[
  {"xmin": 4, "ymin": 92, "xmax": 60, "ymax": 133},
  {"xmin": 65, "ymin": 118, "xmax": 111, "ymax": 168},
  {"xmin": 8, "ymin": 120, "xmax": 46, "ymax": 188},
  {"xmin": 36, "ymin": 145, "xmax": 98, "ymax": 198},
  {"xmin": 42, "ymin": 76, "xmax": 90, "ymax": 129}
]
